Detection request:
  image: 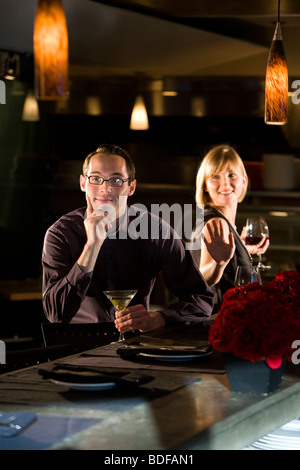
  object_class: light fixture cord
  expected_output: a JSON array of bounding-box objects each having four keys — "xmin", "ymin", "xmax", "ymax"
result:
[{"xmin": 278, "ymin": 0, "xmax": 280, "ymax": 23}]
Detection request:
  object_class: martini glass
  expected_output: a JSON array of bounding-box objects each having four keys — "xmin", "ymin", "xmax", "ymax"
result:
[{"xmin": 103, "ymin": 289, "xmax": 137, "ymax": 341}]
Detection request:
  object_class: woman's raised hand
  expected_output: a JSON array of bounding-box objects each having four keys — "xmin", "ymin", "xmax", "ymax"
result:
[{"xmin": 202, "ymin": 219, "xmax": 235, "ymax": 264}]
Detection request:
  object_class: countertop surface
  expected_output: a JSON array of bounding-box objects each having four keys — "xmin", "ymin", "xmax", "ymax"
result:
[{"xmin": 0, "ymin": 323, "xmax": 300, "ymax": 451}]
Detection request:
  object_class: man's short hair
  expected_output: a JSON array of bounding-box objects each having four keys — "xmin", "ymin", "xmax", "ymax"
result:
[{"xmin": 82, "ymin": 144, "xmax": 136, "ymax": 180}]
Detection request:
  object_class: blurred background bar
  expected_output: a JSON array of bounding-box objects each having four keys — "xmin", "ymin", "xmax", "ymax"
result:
[{"xmin": 1, "ymin": 0, "xmax": 300, "ymax": 343}]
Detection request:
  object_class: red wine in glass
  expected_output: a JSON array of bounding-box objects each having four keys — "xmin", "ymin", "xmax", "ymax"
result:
[
  {"xmin": 245, "ymin": 217, "xmax": 270, "ymax": 270},
  {"xmin": 245, "ymin": 235, "xmax": 263, "ymax": 245}
]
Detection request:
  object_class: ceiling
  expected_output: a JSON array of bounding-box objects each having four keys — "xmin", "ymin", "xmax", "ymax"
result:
[
  {"xmin": 1, "ymin": 0, "xmax": 300, "ymax": 149},
  {"xmin": 1, "ymin": 0, "xmax": 300, "ymax": 82}
]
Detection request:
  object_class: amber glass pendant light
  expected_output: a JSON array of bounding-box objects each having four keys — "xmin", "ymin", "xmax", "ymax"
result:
[
  {"xmin": 34, "ymin": 0, "xmax": 69, "ymax": 100},
  {"xmin": 22, "ymin": 90, "xmax": 40, "ymax": 121},
  {"xmin": 130, "ymin": 95, "xmax": 149, "ymax": 130},
  {"xmin": 265, "ymin": 0, "xmax": 288, "ymax": 125},
  {"xmin": 129, "ymin": 73, "xmax": 149, "ymax": 130}
]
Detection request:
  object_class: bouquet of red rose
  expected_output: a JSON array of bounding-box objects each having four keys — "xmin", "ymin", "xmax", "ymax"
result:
[{"xmin": 209, "ymin": 271, "xmax": 300, "ymax": 369}]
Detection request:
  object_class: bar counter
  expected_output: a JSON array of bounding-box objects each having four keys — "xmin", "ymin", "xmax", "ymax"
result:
[
  {"xmin": 0, "ymin": 279, "xmax": 42, "ymax": 302},
  {"xmin": 1, "ymin": 324, "xmax": 300, "ymax": 451}
]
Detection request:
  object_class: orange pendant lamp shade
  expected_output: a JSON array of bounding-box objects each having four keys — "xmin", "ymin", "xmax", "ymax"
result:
[
  {"xmin": 34, "ymin": 0, "xmax": 69, "ymax": 100},
  {"xmin": 264, "ymin": 20, "xmax": 288, "ymax": 124}
]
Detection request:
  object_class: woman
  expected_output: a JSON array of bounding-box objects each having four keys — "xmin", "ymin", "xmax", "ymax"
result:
[{"xmin": 193, "ymin": 144, "xmax": 269, "ymax": 312}]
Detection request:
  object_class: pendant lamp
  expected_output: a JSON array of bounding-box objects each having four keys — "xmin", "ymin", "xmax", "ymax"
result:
[
  {"xmin": 265, "ymin": 0, "xmax": 288, "ymax": 125},
  {"xmin": 130, "ymin": 95, "xmax": 149, "ymax": 130},
  {"xmin": 4, "ymin": 52, "xmax": 17, "ymax": 80},
  {"xmin": 162, "ymin": 77, "xmax": 178, "ymax": 97},
  {"xmin": 33, "ymin": 0, "xmax": 69, "ymax": 100},
  {"xmin": 22, "ymin": 89, "xmax": 40, "ymax": 121}
]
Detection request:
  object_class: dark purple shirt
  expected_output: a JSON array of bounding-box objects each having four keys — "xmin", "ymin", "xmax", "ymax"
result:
[{"xmin": 42, "ymin": 205, "xmax": 213, "ymax": 324}]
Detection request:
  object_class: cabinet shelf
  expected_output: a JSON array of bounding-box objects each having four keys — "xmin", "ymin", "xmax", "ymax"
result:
[
  {"xmin": 268, "ymin": 245, "xmax": 300, "ymax": 252},
  {"xmin": 247, "ymin": 190, "xmax": 300, "ymax": 199}
]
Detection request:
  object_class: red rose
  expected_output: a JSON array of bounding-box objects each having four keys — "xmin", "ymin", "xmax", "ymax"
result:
[{"xmin": 209, "ymin": 271, "xmax": 300, "ymax": 363}]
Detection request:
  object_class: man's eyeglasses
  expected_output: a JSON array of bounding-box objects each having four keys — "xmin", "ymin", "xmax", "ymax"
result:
[{"xmin": 85, "ymin": 175, "xmax": 131, "ymax": 187}]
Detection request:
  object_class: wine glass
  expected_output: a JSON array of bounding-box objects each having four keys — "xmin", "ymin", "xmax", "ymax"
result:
[
  {"xmin": 103, "ymin": 289, "xmax": 137, "ymax": 341},
  {"xmin": 245, "ymin": 216, "xmax": 271, "ymax": 271},
  {"xmin": 234, "ymin": 265, "xmax": 262, "ymax": 286}
]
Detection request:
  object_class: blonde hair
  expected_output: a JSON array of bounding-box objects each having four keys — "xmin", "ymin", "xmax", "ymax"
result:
[{"xmin": 195, "ymin": 144, "xmax": 248, "ymax": 206}]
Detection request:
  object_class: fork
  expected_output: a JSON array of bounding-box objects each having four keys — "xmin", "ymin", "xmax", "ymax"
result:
[
  {"xmin": 0, "ymin": 412, "xmax": 36, "ymax": 436},
  {"xmin": 0, "ymin": 415, "xmax": 22, "ymax": 430}
]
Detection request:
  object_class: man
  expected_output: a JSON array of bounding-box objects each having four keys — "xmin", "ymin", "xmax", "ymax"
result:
[{"xmin": 42, "ymin": 144, "xmax": 213, "ymax": 333}]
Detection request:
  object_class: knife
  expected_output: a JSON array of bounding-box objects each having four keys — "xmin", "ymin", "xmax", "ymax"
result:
[{"xmin": 38, "ymin": 367, "xmax": 154, "ymax": 387}]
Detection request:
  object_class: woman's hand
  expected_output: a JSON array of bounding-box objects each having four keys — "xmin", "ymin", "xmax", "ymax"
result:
[
  {"xmin": 241, "ymin": 226, "xmax": 270, "ymax": 255},
  {"xmin": 202, "ymin": 219, "xmax": 235, "ymax": 265}
]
